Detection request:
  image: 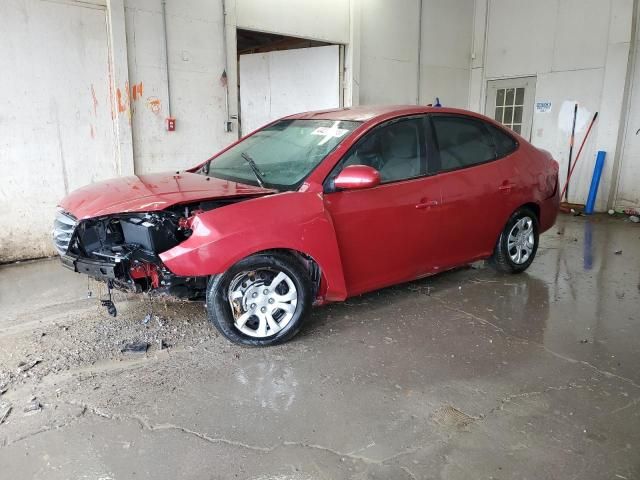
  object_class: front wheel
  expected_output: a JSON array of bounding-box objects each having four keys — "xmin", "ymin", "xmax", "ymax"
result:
[
  {"xmin": 492, "ymin": 208, "xmax": 539, "ymax": 273},
  {"xmin": 206, "ymin": 252, "xmax": 313, "ymax": 346}
]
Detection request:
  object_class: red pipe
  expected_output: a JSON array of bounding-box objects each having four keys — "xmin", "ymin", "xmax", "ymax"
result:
[
  {"xmin": 565, "ymin": 103, "xmax": 578, "ymax": 201},
  {"xmin": 560, "ymin": 111, "xmax": 599, "ymax": 202}
]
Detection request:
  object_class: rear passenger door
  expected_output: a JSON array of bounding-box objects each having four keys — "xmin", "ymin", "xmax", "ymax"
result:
[{"xmin": 427, "ymin": 114, "xmax": 517, "ymax": 268}]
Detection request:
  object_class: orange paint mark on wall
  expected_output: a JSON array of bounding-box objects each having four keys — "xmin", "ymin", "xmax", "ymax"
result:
[
  {"xmin": 131, "ymin": 82, "xmax": 144, "ymax": 101},
  {"xmin": 114, "ymin": 81, "xmax": 143, "ymax": 120},
  {"xmin": 146, "ymin": 96, "xmax": 162, "ymax": 115},
  {"xmin": 116, "ymin": 88, "xmax": 126, "ymax": 113},
  {"xmin": 90, "ymin": 84, "xmax": 99, "ymax": 116}
]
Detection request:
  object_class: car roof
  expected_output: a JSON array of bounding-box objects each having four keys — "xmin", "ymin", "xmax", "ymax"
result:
[{"xmin": 285, "ymin": 105, "xmax": 484, "ymax": 123}]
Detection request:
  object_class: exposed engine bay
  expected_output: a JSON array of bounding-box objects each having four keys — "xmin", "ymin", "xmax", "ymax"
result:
[{"xmin": 55, "ymin": 198, "xmax": 258, "ymax": 312}]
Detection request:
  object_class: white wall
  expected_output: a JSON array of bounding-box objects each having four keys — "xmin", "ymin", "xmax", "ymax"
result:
[
  {"xmin": 356, "ymin": 0, "xmax": 474, "ymax": 107},
  {"xmin": 234, "ymin": 0, "xmax": 350, "ymax": 43},
  {"xmin": 239, "ymin": 46, "xmax": 341, "ymax": 134},
  {"xmin": 0, "ymin": 0, "xmax": 357, "ymax": 261},
  {"xmin": 358, "ymin": 0, "xmax": 421, "ymax": 105},
  {"xmin": 124, "ymin": 0, "xmax": 233, "ymax": 174},
  {"xmin": 470, "ymin": 0, "xmax": 635, "ymax": 211},
  {"xmin": 615, "ymin": 1, "xmax": 640, "ymax": 210},
  {"xmin": 22, "ymin": 0, "xmax": 632, "ymax": 261},
  {"xmin": 0, "ymin": 0, "xmax": 130, "ymax": 262},
  {"xmin": 0, "ymin": 0, "xmax": 489, "ymax": 261},
  {"xmin": 419, "ymin": 0, "xmax": 474, "ymax": 108}
]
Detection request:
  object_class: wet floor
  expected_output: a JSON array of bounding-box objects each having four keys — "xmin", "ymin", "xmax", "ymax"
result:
[{"xmin": 0, "ymin": 214, "xmax": 638, "ymax": 479}]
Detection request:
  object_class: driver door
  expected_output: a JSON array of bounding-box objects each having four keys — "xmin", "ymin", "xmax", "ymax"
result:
[{"xmin": 323, "ymin": 116, "xmax": 442, "ymax": 296}]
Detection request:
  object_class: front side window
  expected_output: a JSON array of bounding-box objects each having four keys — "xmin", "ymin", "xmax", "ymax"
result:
[
  {"xmin": 337, "ymin": 117, "xmax": 425, "ymax": 184},
  {"xmin": 431, "ymin": 115, "xmax": 495, "ymax": 171},
  {"xmin": 202, "ymin": 119, "xmax": 361, "ymax": 190}
]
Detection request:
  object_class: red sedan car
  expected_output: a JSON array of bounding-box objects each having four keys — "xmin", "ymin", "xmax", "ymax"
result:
[{"xmin": 54, "ymin": 106, "xmax": 559, "ymax": 346}]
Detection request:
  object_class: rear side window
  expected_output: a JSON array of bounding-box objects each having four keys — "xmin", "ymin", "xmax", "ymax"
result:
[
  {"xmin": 431, "ymin": 116, "xmax": 496, "ymax": 171},
  {"xmin": 487, "ymin": 124, "xmax": 518, "ymax": 157}
]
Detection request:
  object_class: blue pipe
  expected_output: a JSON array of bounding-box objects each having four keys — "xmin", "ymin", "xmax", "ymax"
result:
[{"xmin": 585, "ymin": 151, "xmax": 606, "ymax": 214}]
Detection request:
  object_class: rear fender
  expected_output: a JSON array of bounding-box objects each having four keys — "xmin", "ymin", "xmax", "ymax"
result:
[{"xmin": 159, "ymin": 192, "xmax": 348, "ymax": 301}]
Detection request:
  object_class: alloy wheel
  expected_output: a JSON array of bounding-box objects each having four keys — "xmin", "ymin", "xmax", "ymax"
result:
[
  {"xmin": 507, "ymin": 216, "xmax": 535, "ymax": 265},
  {"xmin": 227, "ymin": 268, "xmax": 298, "ymax": 338}
]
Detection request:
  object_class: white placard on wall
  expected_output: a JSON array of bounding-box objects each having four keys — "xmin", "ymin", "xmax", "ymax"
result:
[{"xmin": 535, "ymin": 101, "xmax": 553, "ymax": 113}]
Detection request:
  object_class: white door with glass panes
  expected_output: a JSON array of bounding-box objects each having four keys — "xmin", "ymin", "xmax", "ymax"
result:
[{"xmin": 485, "ymin": 77, "xmax": 536, "ymax": 140}]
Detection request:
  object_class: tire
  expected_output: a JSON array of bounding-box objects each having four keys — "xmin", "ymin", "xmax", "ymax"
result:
[
  {"xmin": 206, "ymin": 252, "xmax": 313, "ymax": 346},
  {"xmin": 492, "ymin": 207, "xmax": 539, "ymax": 274}
]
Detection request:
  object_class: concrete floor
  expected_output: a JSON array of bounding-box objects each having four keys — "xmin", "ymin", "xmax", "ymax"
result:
[{"xmin": 0, "ymin": 214, "xmax": 638, "ymax": 479}]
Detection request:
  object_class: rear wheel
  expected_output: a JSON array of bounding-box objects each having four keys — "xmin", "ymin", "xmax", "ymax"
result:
[
  {"xmin": 206, "ymin": 252, "xmax": 312, "ymax": 346},
  {"xmin": 492, "ymin": 207, "xmax": 539, "ymax": 273}
]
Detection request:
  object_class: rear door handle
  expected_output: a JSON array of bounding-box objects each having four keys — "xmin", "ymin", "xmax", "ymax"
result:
[
  {"xmin": 499, "ymin": 182, "xmax": 516, "ymax": 192},
  {"xmin": 415, "ymin": 200, "xmax": 439, "ymax": 209}
]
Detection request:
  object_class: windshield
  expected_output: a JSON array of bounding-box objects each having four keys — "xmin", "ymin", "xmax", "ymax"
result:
[{"xmin": 201, "ymin": 119, "xmax": 361, "ymax": 190}]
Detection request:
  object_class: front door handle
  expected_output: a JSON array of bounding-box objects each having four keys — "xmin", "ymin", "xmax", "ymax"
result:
[{"xmin": 415, "ymin": 200, "xmax": 439, "ymax": 209}]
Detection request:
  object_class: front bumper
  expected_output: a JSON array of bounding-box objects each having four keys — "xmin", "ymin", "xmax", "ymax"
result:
[{"xmin": 61, "ymin": 254, "xmax": 125, "ymax": 281}]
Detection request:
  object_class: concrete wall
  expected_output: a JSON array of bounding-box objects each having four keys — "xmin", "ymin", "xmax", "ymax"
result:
[
  {"xmin": 235, "ymin": 0, "xmax": 350, "ymax": 43},
  {"xmin": 358, "ymin": 0, "xmax": 421, "ymax": 105},
  {"xmin": 470, "ymin": 0, "xmax": 636, "ymax": 211},
  {"xmin": 125, "ymin": 0, "xmax": 352, "ymax": 175},
  {"xmin": 124, "ymin": 0, "xmax": 232, "ymax": 174},
  {"xmin": 356, "ymin": 0, "xmax": 473, "ymax": 107},
  {"xmin": 419, "ymin": 0, "xmax": 474, "ymax": 108},
  {"xmin": 0, "ymin": 0, "xmax": 132, "ymax": 262},
  {"xmin": 615, "ymin": 1, "xmax": 640, "ymax": 210},
  {"xmin": 11, "ymin": 0, "xmax": 640, "ymax": 262},
  {"xmin": 0, "ymin": 0, "xmax": 357, "ymax": 261}
]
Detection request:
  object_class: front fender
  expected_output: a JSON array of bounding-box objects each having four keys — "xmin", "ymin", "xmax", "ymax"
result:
[{"xmin": 159, "ymin": 191, "xmax": 347, "ymax": 301}]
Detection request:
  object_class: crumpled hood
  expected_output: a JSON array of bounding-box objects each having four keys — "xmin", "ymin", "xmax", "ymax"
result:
[{"xmin": 59, "ymin": 171, "xmax": 275, "ymax": 219}]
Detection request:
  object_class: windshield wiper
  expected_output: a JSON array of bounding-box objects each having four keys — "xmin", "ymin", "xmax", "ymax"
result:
[{"xmin": 241, "ymin": 152, "xmax": 266, "ymax": 188}]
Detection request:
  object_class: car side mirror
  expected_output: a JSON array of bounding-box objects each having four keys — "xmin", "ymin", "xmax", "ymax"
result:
[{"xmin": 334, "ymin": 165, "xmax": 381, "ymax": 190}]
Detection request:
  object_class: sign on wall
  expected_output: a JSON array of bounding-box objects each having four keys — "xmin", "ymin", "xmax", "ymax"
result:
[{"xmin": 535, "ymin": 101, "xmax": 553, "ymax": 113}]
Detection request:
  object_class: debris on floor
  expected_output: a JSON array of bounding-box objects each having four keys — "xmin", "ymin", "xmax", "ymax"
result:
[
  {"xmin": 629, "ymin": 215, "xmax": 639, "ymax": 223},
  {"xmin": 615, "ymin": 250, "xmax": 623, "ymax": 255},
  {"xmin": 0, "ymin": 401, "xmax": 12, "ymax": 424},
  {"xmin": 432, "ymin": 405, "xmax": 478, "ymax": 429},
  {"xmin": 23, "ymin": 397, "xmax": 42, "ymax": 414},
  {"xmin": 121, "ymin": 341, "xmax": 150, "ymax": 354},
  {"xmin": 17, "ymin": 358, "xmax": 41, "ymax": 373}
]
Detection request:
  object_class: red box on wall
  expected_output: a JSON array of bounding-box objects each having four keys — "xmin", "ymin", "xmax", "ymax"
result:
[{"xmin": 166, "ymin": 117, "xmax": 176, "ymax": 132}]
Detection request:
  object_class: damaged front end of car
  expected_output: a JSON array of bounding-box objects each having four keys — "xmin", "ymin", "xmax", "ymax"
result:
[{"xmin": 53, "ymin": 205, "xmax": 208, "ymax": 309}]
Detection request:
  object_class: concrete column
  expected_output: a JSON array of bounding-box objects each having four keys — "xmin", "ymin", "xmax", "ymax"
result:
[
  {"xmin": 345, "ymin": 0, "xmax": 361, "ymax": 107},
  {"xmin": 468, "ymin": 0, "xmax": 488, "ymax": 112},
  {"xmin": 107, "ymin": 0, "xmax": 135, "ymax": 176}
]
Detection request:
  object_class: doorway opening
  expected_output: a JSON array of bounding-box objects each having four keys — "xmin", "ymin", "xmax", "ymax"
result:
[{"xmin": 236, "ymin": 29, "xmax": 344, "ymax": 136}]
